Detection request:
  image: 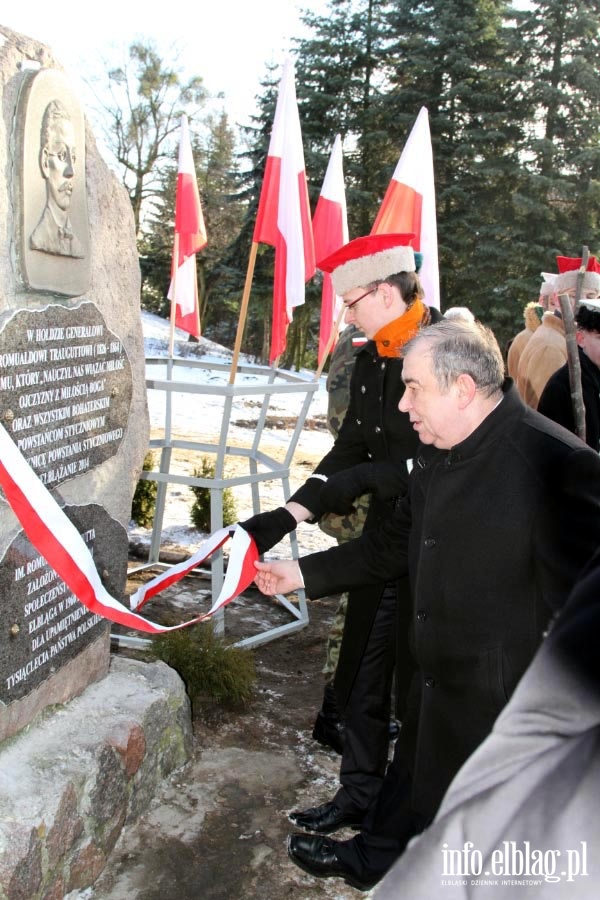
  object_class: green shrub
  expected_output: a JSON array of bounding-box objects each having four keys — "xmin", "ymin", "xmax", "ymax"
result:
[
  {"xmin": 151, "ymin": 621, "xmax": 256, "ymax": 717},
  {"xmin": 190, "ymin": 456, "xmax": 238, "ymax": 531},
  {"xmin": 131, "ymin": 451, "xmax": 158, "ymax": 527}
]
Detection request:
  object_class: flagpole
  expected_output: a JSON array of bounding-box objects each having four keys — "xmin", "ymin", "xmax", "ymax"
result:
[
  {"xmin": 314, "ymin": 302, "xmax": 345, "ymax": 381},
  {"xmin": 169, "ymin": 233, "xmax": 180, "ymax": 359},
  {"xmin": 229, "ymin": 241, "xmax": 259, "ymax": 384}
]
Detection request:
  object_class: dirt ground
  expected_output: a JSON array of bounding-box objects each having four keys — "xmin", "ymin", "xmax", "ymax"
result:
[
  {"xmin": 69, "ymin": 399, "xmax": 387, "ymax": 899},
  {"xmin": 80, "ymin": 570, "xmax": 380, "ymax": 900}
]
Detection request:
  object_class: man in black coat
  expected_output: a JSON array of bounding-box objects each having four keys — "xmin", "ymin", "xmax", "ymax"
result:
[
  {"xmin": 253, "ymin": 319, "xmax": 600, "ymax": 891},
  {"xmin": 373, "ymin": 546, "xmax": 600, "ymax": 900},
  {"xmin": 538, "ymin": 299, "xmax": 600, "ymax": 451},
  {"xmin": 242, "ymin": 233, "xmax": 440, "ymax": 834}
]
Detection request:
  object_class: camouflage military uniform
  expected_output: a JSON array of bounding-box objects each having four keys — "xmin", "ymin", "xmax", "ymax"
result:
[{"xmin": 319, "ymin": 324, "xmax": 370, "ymax": 681}]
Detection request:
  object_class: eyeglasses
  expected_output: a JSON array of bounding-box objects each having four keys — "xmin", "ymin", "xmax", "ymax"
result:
[{"xmin": 343, "ymin": 287, "xmax": 376, "ymax": 311}]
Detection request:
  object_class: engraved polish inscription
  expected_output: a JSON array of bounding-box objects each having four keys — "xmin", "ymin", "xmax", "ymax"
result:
[{"xmin": 0, "ymin": 302, "xmax": 132, "ymax": 490}]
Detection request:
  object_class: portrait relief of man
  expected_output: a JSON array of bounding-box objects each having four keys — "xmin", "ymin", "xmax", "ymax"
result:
[
  {"xmin": 30, "ymin": 99, "xmax": 84, "ymax": 259},
  {"xmin": 19, "ymin": 66, "xmax": 90, "ymax": 296}
]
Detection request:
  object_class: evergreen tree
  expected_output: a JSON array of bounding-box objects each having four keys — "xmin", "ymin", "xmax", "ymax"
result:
[
  {"xmin": 296, "ymin": 0, "xmax": 396, "ymax": 236},
  {"xmin": 226, "ymin": 65, "xmax": 301, "ymax": 364},
  {"xmin": 139, "ymin": 112, "xmax": 246, "ymax": 341},
  {"xmin": 194, "ymin": 113, "xmax": 247, "ymax": 343},
  {"xmin": 512, "ymin": 1, "xmax": 600, "ymax": 268},
  {"xmin": 384, "ymin": 0, "xmax": 526, "ymax": 345}
]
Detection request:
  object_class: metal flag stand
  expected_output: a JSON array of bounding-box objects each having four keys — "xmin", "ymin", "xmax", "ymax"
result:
[{"xmin": 125, "ymin": 349, "xmax": 321, "ymax": 649}]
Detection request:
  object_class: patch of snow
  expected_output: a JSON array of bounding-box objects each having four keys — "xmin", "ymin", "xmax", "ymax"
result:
[{"xmin": 131, "ymin": 312, "xmax": 335, "ymax": 556}]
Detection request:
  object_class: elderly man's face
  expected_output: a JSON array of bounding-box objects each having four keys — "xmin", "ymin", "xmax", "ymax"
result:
[
  {"xmin": 551, "ymin": 287, "xmax": 600, "ymax": 312},
  {"xmin": 578, "ymin": 329, "xmax": 600, "ymax": 368},
  {"xmin": 43, "ymin": 118, "xmax": 76, "ymax": 212},
  {"xmin": 399, "ymin": 349, "xmax": 463, "ymax": 449}
]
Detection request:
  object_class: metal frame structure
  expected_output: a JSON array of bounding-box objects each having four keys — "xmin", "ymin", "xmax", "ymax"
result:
[{"xmin": 127, "ymin": 354, "xmax": 321, "ymax": 649}]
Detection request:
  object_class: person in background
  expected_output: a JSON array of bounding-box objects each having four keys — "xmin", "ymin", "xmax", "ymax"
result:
[
  {"xmin": 516, "ymin": 255, "xmax": 600, "ymax": 408},
  {"xmin": 505, "ymin": 273, "xmax": 554, "ymax": 380},
  {"xmin": 253, "ymin": 319, "xmax": 600, "ymax": 892},
  {"xmin": 538, "ymin": 298, "xmax": 600, "ymax": 451},
  {"xmin": 241, "ymin": 233, "xmax": 440, "ymax": 839},
  {"xmin": 443, "ymin": 306, "xmax": 475, "ymax": 323}
]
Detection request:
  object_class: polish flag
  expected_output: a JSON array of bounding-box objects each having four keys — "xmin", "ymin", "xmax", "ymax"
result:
[
  {"xmin": 313, "ymin": 134, "xmax": 349, "ymax": 366},
  {"xmin": 0, "ymin": 420, "xmax": 259, "ymax": 635},
  {"xmin": 168, "ymin": 115, "xmax": 208, "ymax": 337},
  {"xmin": 253, "ymin": 59, "xmax": 315, "ymax": 362},
  {"xmin": 371, "ymin": 107, "xmax": 440, "ymax": 309}
]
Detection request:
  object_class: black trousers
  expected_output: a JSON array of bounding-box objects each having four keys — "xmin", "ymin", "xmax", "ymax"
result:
[
  {"xmin": 335, "ymin": 748, "xmax": 430, "ymax": 883},
  {"xmin": 333, "ymin": 582, "xmax": 398, "ymax": 814}
]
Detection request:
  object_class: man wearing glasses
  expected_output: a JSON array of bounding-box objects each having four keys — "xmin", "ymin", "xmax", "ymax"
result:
[
  {"xmin": 242, "ymin": 233, "xmax": 440, "ymax": 838},
  {"xmin": 30, "ymin": 99, "xmax": 84, "ymax": 259}
]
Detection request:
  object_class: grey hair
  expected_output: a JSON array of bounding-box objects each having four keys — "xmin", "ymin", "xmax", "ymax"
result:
[
  {"xmin": 444, "ymin": 306, "xmax": 475, "ymax": 323},
  {"xmin": 402, "ymin": 319, "xmax": 505, "ymax": 398}
]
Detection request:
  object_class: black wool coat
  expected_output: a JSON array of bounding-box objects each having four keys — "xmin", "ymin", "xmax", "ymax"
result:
[
  {"xmin": 300, "ymin": 382, "xmax": 600, "ymax": 820},
  {"xmin": 289, "ymin": 338, "xmax": 419, "ymax": 710},
  {"xmin": 538, "ymin": 346, "xmax": 600, "ymax": 452}
]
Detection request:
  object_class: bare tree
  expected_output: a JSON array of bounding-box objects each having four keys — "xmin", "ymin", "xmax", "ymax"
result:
[{"xmin": 94, "ymin": 41, "xmax": 207, "ymax": 235}]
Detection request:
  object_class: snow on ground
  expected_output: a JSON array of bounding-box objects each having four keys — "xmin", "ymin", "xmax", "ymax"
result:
[{"xmin": 129, "ymin": 313, "xmax": 336, "ymax": 557}]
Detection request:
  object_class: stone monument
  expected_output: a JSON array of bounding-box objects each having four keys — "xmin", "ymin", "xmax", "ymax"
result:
[
  {"xmin": 0, "ymin": 27, "xmax": 149, "ymax": 741},
  {"xmin": 0, "ymin": 26, "xmax": 195, "ymax": 900}
]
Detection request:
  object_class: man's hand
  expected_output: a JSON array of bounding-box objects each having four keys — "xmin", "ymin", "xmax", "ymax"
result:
[
  {"xmin": 239, "ymin": 507, "xmax": 297, "ymax": 554},
  {"xmin": 254, "ymin": 559, "xmax": 303, "ymax": 595}
]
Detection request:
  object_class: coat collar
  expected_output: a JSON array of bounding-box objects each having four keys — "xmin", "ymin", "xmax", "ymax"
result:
[{"xmin": 414, "ymin": 379, "xmax": 522, "ymax": 469}]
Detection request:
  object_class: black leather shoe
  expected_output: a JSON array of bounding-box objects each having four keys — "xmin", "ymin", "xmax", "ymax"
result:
[
  {"xmin": 287, "ymin": 833, "xmax": 377, "ymax": 891},
  {"xmin": 288, "ymin": 800, "xmax": 365, "ymax": 834}
]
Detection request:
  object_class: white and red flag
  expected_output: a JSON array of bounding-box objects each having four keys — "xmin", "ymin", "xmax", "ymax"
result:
[
  {"xmin": 253, "ymin": 58, "xmax": 315, "ymax": 362},
  {"xmin": 0, "ymin": 421, "xmax": 258, "ymax": 634},
  {"xmin": 371, "ymin": 106, "xmax": 440, "ymax": 309},
  {"xmin": 313, "ymin": 134, "xmax": 349, "ymax": 367},
  {"xmin": 168, "ymin": 114, "xmax": 208, "ymax": 338}
]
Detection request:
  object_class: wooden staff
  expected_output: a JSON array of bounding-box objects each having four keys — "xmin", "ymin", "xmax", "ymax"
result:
[
  {"xmin": 314, "ymin": 303, "xmax": 346, "ymax": 381},
  {"xmin": 229, "ymin": 242, "xmax": 259, "ymax": 384},
  {"xmin": 562, "ymin": 245, "xmax": 589, "ymax": 443}
]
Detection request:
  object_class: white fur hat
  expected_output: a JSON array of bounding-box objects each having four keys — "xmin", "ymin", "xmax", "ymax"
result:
[
  {"xmin": 539, "ymin": 273, "xmax": 556, "ymax": 297},
  {"xmin": 555, "ymin": 255, "xmax": 600, "ymax": 295},
  {"xmin": 318, "ymin": 233, "xmax": 417, "ymax": 296}
]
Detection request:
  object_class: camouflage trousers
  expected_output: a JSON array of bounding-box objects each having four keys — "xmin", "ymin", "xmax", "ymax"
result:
[
  {"xmin": 318, "ymin": 494, "xmax": 370, "ymax": 682},
  {"xmin": 322, "ymin": 593, "xmax": 348, "ymax": 680}
]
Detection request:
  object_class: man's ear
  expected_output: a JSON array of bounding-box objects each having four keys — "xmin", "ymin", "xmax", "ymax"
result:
[
  {"xmin": 378, "ymin": 282, "xmax": 394, "ymax": 308},
  {"xmin": 455, "ymin": 372, "xmax": 477, "ymax": 408},
  {"xmin": 40, "ymin": 147, "xmax": 50, "ymax": 178},
  {"xmin": 576, "ymin": 330, "xmax": 586, "ymax": 349}
]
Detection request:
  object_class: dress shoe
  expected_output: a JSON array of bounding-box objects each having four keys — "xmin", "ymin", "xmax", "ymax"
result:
[
  {"xmin": 287, "ymin": 833, "xmax": 378, "ymax": 891},
  {"xmin": 288, "ymin": 799, "xmax": 365, "ymax": 834}
]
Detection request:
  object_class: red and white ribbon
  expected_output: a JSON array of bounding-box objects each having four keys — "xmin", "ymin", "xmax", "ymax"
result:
[{"xmin": 0, "ymin": 421, "xmax": 258, "ymax": 634}]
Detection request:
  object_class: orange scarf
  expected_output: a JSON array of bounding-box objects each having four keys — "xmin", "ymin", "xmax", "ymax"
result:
[{"xmin": 374, "ymin": 298, "xmax": 430, "ymax": 357}]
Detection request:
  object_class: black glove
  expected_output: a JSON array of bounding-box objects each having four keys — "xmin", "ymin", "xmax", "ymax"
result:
[
  {"xmin": 239, "ymin": 507, "xmax": 297, "ymax": 554},
  {"xmin": 319, "ymin": 464, "xmax": 375, "ymax": 515},
  {"xmin": 320, "ymin": 461, "xmax": 409, "ymax": 515}
]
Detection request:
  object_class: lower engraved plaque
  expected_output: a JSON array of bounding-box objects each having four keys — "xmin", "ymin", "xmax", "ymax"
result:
[{"xmin": 0, "ymin": 504, "xmax": 128, "ymax": 704}]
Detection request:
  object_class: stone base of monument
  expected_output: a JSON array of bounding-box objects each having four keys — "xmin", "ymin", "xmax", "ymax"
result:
[{"xmin": 0, "ymin": 656, "xmax": 192, "ymax": 899}]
